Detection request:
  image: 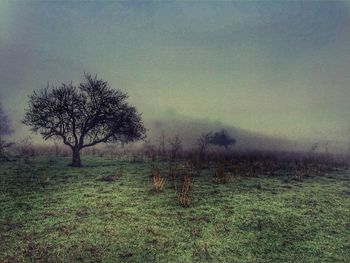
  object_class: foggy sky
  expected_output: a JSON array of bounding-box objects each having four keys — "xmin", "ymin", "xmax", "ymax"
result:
[{"xmin": 1, "ymin": 1, "xmax": 350, "ymax": 143}]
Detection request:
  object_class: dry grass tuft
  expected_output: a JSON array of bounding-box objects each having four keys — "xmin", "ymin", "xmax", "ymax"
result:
[
  {"xmin": 178, "ymin": 175, "xmax": 191, "ymax": 207},
  {"xmin": 213, "ymin": 164, "xmax": 229, "ymax": 184},
  {"xmin": 39, "ymin": 174, "xmax": 49, "ymax": 188},
  {"xmin": 151, "ymin": 168, "xmax": 165, "ymax": 192}
]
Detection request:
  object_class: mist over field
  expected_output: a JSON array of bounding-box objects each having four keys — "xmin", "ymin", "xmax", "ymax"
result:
[
  {"xmin": 1, "ymin": 1, "xmax": 350, "ymax": 263},
  {"xmin": 145, "ymin": 115, "xmax": 350, "ymax": 154},
  {"xmin": 1, "ymin": 0, "xmax": 350, "ymax": 149}
]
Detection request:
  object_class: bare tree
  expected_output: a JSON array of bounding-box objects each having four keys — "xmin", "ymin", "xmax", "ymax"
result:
[
  {"xmin": 168, "ymin": 135, "xmax": 182, "ymax": 161},
  {"xmin": 209, "ymin": 129, "xmax": 236, "ymax": 150},
  {"xmin": 157, "ymin": 130, "xmax": 166, "ymax": 157},
  {"xmin": 0, "ymin": 103, "xmax": 14, "ymax": 160},
  {"xmin": 23, "ymin": 73, "xmax": 145, "ymax": 167},
  {"xmin": 196, "ymin": 132, "xmax": 212, "ymax": 161}
]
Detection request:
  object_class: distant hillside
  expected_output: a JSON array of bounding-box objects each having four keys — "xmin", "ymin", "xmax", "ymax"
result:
[{"xmin": 144, "ymin": 117, "xmax": 301, "ymax": 152}]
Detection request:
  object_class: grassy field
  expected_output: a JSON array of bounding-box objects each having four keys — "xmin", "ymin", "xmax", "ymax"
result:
[{"xmin": 1, "ymin": 156, "xmax": 350, "ymax": 262}]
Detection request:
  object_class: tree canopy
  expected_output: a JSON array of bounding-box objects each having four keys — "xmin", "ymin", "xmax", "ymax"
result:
[
  {"xmin": 209, "ymin": 129, "xmax": 236, "ymax": 150},
  {"xmin": 23, "ymin": 73, "xmax": 145, "ymax": 166}
]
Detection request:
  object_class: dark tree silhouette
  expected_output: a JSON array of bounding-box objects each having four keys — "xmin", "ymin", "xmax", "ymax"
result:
[
  {"xmin": 168, "ymin": 135, "xmax": 182, "ymax": 161},
  {"xmin": 23, "ymin": 74, "xmax": 145, "ymax": 167},
  {"xmin": 196, "ymin": 132, "xmax": 212, "ymax": 160},
  {"xmin": 0, "ymin": 103, "xmax": 14, "ymax": 160},
  {"xmin": 209, "ymin": 129, "xmax": 236, "ymax": 150}
]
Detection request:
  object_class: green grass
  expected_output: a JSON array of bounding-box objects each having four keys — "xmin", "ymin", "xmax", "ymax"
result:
[{"xmin": 1, "ymin": 156, "xmax": 350, "ymax": 262}]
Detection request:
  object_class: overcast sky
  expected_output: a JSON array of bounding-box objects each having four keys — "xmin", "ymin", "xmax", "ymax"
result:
[{"xmin": 1, "ymin": 1, "xmax": 350, "ymax": 142}]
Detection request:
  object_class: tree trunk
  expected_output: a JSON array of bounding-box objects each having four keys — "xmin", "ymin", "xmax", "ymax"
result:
[{"xmin": 71, "ymin": 147, "xmax": 82, "ymax": 167}]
